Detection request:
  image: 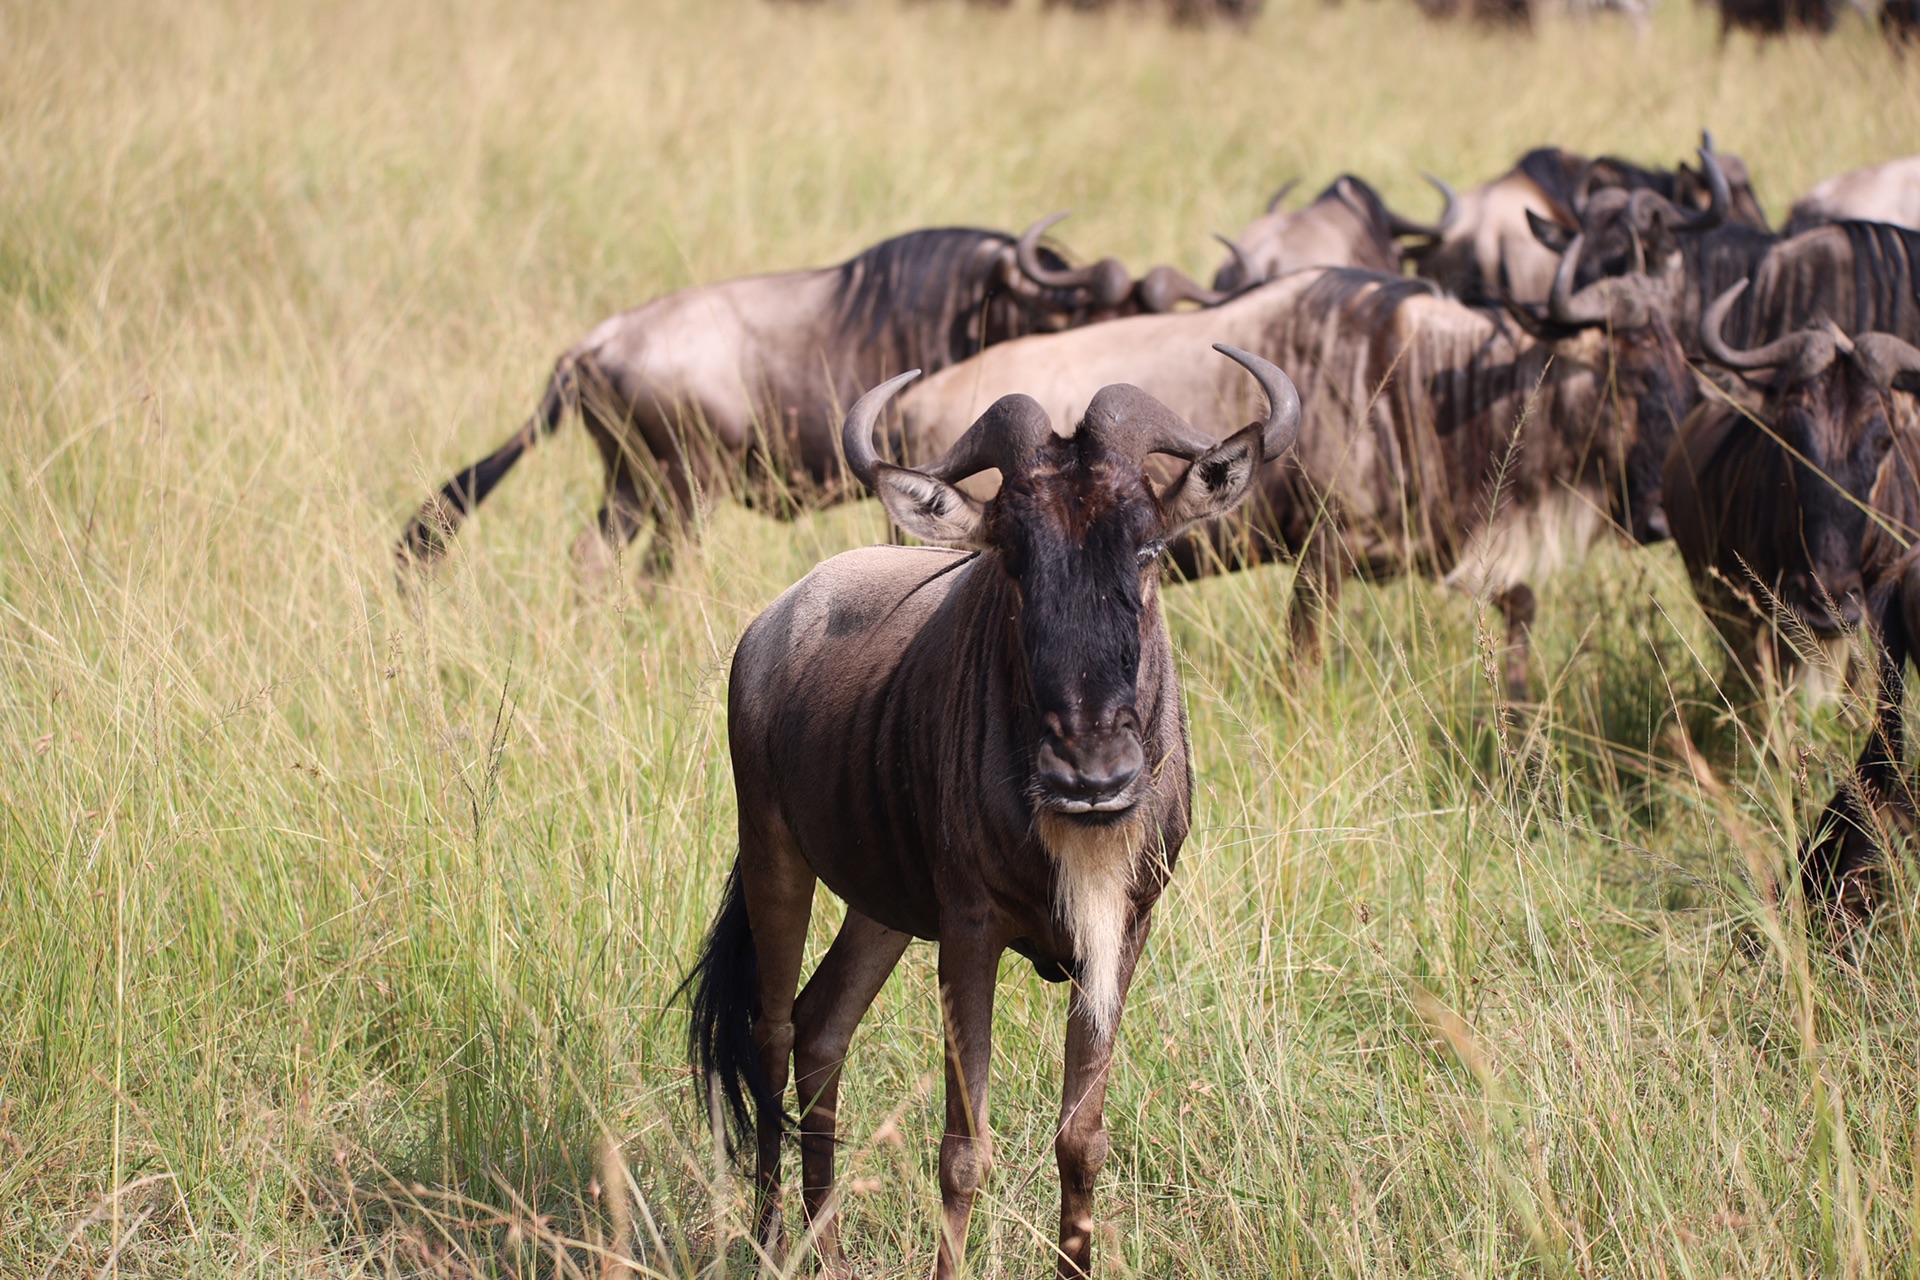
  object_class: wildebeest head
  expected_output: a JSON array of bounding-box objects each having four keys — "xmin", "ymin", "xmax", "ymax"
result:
[
  {"xmin": 1505, "ymin": 233, "xmax": 1700, "ymax": 543},
  {"xmin": 842, "ymin": 346, "xmax": 1299, "ymax": 817},
  {"xmin": 1012, "ymin": 212, "xmax": 1243, "ymax": 316},
  {"xmin": 1530, "ymin": 133, "xmax": 1732, "ymax": 293},
  {"xmin": 1696, "ymin": 280, "xmax": 1920, "ymax": 634}
]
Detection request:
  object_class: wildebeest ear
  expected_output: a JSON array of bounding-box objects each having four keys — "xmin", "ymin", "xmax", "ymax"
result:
[
  {"xmin": 1161, "ymin": 424, "xmax": 1262, "ymax": 533},
  {"xmin": 1527, "ymin": 210, "xmax": 1575, "ymax": 254},
  {"xmin": 872, "ymin": 464, "xmax": 988, "ymax": 548}
]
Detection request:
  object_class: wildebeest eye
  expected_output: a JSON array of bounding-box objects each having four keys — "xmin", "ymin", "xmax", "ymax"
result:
[{"xmin": 1137, "ymin": 540, "xmax": 1165, "ymax": 566}]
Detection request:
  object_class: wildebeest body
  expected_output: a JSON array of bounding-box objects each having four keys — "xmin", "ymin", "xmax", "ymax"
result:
[
  {"xmin": 691, "ymin": 353, "xmax": 1297, "ymax": 1278},
  {"xmin": 897, "ymin": 264, "xmax": 1695, "ymax": 696},
  {"xmin": 395, "ymin": 226, "xmax": 1138, "ymax": 576}
]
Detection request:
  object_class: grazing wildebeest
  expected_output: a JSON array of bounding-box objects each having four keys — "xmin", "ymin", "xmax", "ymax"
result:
[
  {"xmin": 896, "ymin": 242, "xmax": 1698, "ymax": 699},
  {"xmin": 687, "ymin": 347, "xmax": 1299, "ymax": 1278},
  {"xmin": 394, "ymin": 220, "xmax": 1213, "ymax": 579},
  {"xmin": 1662, "ymin": 281, "xmax": 1920, "ymax": 691},
  {"xmin": 1787, "ymin": 156, "xmax": 1920, "ymax": 235},
  {"xmin": 1411, "ymin": 138, "xmax": 1763, "ymax": 304},
  {"xmin": 1207, "ymin": 175, "xmax": 1429, "ymax": 292}
]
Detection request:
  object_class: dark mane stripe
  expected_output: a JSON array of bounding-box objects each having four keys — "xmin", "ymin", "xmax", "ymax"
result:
[
  {"xmin": 828, "ymin": 227, "xmax": 1016, "ymax": 377},
  {"xmin": 1322, "ymin": 175, "xmax": 1396, "ymax": 245},
  {"xmin": 1839, "ymin": 220, "xmax": 1920, "ymax": 339}
]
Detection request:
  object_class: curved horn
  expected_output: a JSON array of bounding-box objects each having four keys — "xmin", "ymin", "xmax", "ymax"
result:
[
  {"xmin": 1627, "ymin": 133, "xmax": 1729, "ymax": 237},
  {"xmin": 1851, "ymin": 332, "xmax": 1920, "ymax": 391},
  {"xmin": 920, "ymin": 393, "xmax": 1056, "ymax": 486},
  {"xmin": 1684, "ymin": 131, "xmax": 1729, "ymax": 231},
  {"xmin": 842, "ymin": 370, "xmax": 923, "ymax": 490},
  {"xmin": 1137, "ymin": 263, "xmax": 1232, "ymax": 313},
  {"xmin": 1080, "ymin": 384, "xmax": 1221, "ymax": 463},
  {"xmin": 1215, "ymin": 231, "xmax": 1264, "ymax": 288},
  {"xmin": 1265, "ymin": 178, "xmax": 1300, "ymax": 215},
  {"xmin": 1547, "ymin": 234, "xmax": 1609, "ymax": 327},
  {"xmin": 1387, "ymin": 174, "xmax": 1457, "ymax": 240},
  {"xmin": 1547, "ymin": 233, "xmax": 1651, "ymax": 329},
  {"xmin": 1014, "ymin": 212, "xmax": 1133, "ymax": 309},
  {"xmin": 1214, "ymin": 343, "xmax": 1301, "ymax": 460},
  {"xmin": 1699, "ymin": 280, "xmax": 1836, "ymax": 381}
]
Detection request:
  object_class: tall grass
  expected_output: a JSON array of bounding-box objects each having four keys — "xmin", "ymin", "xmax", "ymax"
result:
[{"xmin": 5, "ymin": 0, "xmax": 1920, "ymax": 1274}]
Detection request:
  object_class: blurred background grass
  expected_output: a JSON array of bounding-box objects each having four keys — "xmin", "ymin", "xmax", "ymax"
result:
[{"xmin": 6, "ymin": 0, "xmax": 1920, "ymax": 1274}]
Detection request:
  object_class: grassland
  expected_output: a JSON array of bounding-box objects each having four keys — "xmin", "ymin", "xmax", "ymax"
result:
[{"xmin": 6, "ymin": 0, "xmax": 1920, "ymax": 1274}]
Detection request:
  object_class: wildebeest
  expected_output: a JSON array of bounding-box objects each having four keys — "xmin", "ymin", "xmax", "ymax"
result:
[
  {"xmin": 394, "ymin": 220, "xmax": 1220, "ymax": 579},
  {"xmin": 1554, "ymin": 142, "xmax": 1920, "ymax": 358},
  {"xmin": 1787, "ymin": 156, "xmax": 1920, "ymax": 235},
  {"xmin": 1411, "ymin": 138, "xmax": 1763, "ymax": 304},
  {"xmin": 687, "ymin": 347, "xmax": 1299, "ymax": 1277},
  {"xmin": 1710, "ymin": 0, "xmax": 1840, "ymax": 39},
  {"xmin": 896, "ymin": 242, "xmax": 1698, "ymax": 699},
  {"xmin": 1662, "ymin": 281, "xmax": 1920, "ymax": 691},
  {"xmin": 1208, "ymin": 175, "xmax": 1429, "ymax": 292}
]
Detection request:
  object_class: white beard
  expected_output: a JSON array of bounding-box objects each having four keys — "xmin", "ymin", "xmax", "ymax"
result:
[{"xmin": 1036, "ymin": 809, "xmax": 1148, "ymax": 1039}]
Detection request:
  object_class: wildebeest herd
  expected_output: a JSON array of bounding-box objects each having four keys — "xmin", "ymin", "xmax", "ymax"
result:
[{"xmin": 400, "ymin": 140, "xmax": 1920, "ymax": 1275}]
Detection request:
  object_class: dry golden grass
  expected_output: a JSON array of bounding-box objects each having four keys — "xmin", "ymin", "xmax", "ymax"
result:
[{"xmin": 6, "ymin": 0, "xmax": 1920, "ymax": 1275}]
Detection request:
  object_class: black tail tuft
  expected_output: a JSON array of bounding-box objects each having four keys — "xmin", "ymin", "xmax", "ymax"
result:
[
  {"xmin": 395, "ymin": 359, "xmax": 577, "ymax": 567},
  {"xmin": 678, "ymin": 865, "xmax": 781, "ymax": 1159}
]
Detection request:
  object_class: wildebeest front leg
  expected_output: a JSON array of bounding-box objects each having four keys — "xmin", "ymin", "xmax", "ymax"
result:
[
  {"xmin": 935, "ymin": 935, "xmax": 1002, "ymax": 1280},
  {"xmin": 791, "ymin": 910, "xmax": 911, "ymax": 1272},
  {"xmin": 1054, "ymin": 912, "xmax": 1149, "ymax": 1279},
  {"xmin": 1496, "ymin": 583, "xmax": 1536, "ymax": 703},
  {"xmin": 1288, "ymin": 526, "xmax": 1342, "ymax": 664}
]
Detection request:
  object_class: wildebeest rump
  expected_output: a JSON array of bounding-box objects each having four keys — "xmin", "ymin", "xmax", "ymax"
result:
[
  {"xmin": 896, "ymin": 248, "xmax": 1698, "ymax": 699},
  {"xmin": 687, "ymin": 347, "xmax": 1298, "ymax": 1278},
  {"xmin": 393, "ymin": 222, "xmax": 1211, "ymax": 579},
  {"xmin": 1787, "ymin": 156, "xmax": 1920, "ymax": 235}
]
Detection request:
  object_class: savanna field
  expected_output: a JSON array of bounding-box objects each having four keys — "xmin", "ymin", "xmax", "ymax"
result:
[{"xmin": 8, "ymin": 0, "xmax": 1920, "ymax": 1274}]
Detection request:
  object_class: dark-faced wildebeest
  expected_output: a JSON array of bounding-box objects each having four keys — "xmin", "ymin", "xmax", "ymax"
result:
[
  {"xmin": 1786, "ymin": 156, "xmax": 1920, "ymax": 235},
  {"xmin": 895, "ymin": 241, "xmax": 1698, "ymax": 700},
  {"xmin": 394, "ymin": 220, "xmax": 1223, "ymax": 580},
  {"xmin": 1206, "ymin": 175, "xmax": 1431, "ymax": 292},
  {"xmin": 1663, "ymin": 281, "xmax": 1920, "ymax": 692},
  {"xmin": 687, "ymin": 347, "xmax": 1299, "ymax": 1278}
]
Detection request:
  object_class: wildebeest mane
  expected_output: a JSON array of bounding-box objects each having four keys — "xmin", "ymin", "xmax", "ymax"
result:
[
  {"xmin": 1297, "ymin": 267, "xmax": 1440, "ymax": 333},
  {"xmin": 1837, "ymin": 220, "xmax": 1920, "ymax": 338},
  {"xmin": 829, "ymin": 227, "xmax": 1029, "ymax": 378},
  {"xmin": 1513, "ymin": 147, "xmax": 1589, "ymax": 216},
  {"xmin": 1323, "ymin": 175, "xmax": 1401, "ymax": 247}
]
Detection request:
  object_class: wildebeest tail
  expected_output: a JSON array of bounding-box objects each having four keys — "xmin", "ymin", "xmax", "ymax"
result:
[
  {"xmin": 395, "ymin": 358, "xmax": 577, "ymax": 567},
  {"xmin": 679, "ymin": 863, "xmax": 779, "ymax": 1159}
]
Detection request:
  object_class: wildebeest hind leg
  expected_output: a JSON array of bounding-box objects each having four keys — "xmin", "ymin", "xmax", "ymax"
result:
[
  {"xmin": 1497, "ymin": 583, "xmax": 1537, "ymax": 704},
  {"xmin": 1053, "ymin": 913, "xmax": 1148, "ymax": 1279},
  {"xmin": 1288, "ymin": 529, "xmax": 1342, "ymax": 667},
  {"xmin": 738, "ymin": 812, "xmax": 819, "ymax": 1252},
  {"xmin": 791, "ymin": 910, "xmax": 911, "ymax": 1272}
]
